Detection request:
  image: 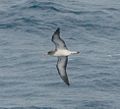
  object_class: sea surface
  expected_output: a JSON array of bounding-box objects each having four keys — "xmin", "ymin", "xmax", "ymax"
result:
[{"xmin": 0, "ymin": 0, "xmax": 120, "ymax": 109}]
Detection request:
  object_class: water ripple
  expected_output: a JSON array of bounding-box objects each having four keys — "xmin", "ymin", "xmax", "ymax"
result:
[
  {"xmin": 0, "ymin": 107, "xmax": 56, "ymax": 109},
  {"xmin": 0, "ymin": 0, "xmax": 120, "ymax": 108}
]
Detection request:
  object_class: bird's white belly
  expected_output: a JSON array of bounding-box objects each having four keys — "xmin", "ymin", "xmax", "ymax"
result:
[{"xmin": 54, "ymin": 49, "xmax": 71, "ymax": 56}]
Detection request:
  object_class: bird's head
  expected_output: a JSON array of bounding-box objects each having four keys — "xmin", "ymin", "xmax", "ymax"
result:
[{"xmin": 48, "ymin": 51, "xmax": 55, "ymax": 55}]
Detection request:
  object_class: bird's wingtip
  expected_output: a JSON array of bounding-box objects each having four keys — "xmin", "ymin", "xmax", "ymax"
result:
[
  {"xmin": 57, "ymin": 27, "xmax": 60, "ymax": 31},
  {"xmin": 55, "ymin": 28, "xmax": 60, "ymax": 34},
  {"xmin": 67, "ymin": 82, "xmax": 70, "ymax": 86},
  {"xmin": 64, "ymin": 78, "xmax": 70, "ymax": 86}
]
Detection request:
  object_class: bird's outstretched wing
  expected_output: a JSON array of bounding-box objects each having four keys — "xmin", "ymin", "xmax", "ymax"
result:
[
  {"xmin": 56, "ymin": 56, "xmax": 70, "ymax": 86},
  {"xmin": 52, "ymin": 28, "xmax": 68, "ymax": 50}
]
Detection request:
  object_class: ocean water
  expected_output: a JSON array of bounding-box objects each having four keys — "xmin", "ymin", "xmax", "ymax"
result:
[{"xmin": 0, "ymin": 0, "xmax": 120, "ymax": 109}]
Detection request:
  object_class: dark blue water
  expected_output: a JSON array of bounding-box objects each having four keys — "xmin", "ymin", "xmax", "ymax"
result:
[{"xmin": 0, "ymin": 0, "xmax": 120, "ymax": 109}]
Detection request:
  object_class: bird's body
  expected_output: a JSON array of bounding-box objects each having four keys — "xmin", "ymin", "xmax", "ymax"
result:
[
  {"xmin": 48, "ymin": 28, "xmax": 79, "ymax": 86},
  {"xmin": 53, "ymin": 49, "xmax": 79, "ymax": 57}
]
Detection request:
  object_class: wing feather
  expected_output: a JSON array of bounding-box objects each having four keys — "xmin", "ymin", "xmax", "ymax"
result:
[
  {"xmin": 56, "ymin": 56, "xmax": 70, "ymax": 86},
  {"xmin": 52, "ymin": 28, "xmax": 67, "ymax": 50}
]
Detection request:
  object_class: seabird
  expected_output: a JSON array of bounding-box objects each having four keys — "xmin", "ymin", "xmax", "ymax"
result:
[{"xmin": 48, "ymin": 28, "xmax": 79, "ymax": 86}]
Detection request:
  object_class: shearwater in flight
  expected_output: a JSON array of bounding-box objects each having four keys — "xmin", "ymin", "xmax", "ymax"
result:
[{"xmin": 48, "ymin": 28, "xmax": 79, "ymax": 86}]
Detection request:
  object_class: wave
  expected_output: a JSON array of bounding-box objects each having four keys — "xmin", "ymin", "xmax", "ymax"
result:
[
  {"xmin": 77, "ymin": 100, "xmax": 113, "ymax": 109},
  {"xmin": 0, "ymin": 106, "xmax": 56, "ymax": 109},
  {"xmin": 0, "ymin": 0, "xmax": 119, "ymax": 34}
]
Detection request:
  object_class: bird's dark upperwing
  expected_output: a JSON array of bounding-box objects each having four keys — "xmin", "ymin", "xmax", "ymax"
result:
[
  {"xmin": 56, "ymin": 56, "xmax": 70, "ymax": 86},
  {"xmin": 52, "ymin": 28, "xmax": 68, "ymax": 50}
]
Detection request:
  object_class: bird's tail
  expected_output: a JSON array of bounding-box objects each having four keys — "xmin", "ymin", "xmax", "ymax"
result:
[{"xmin": 71, "ymin": 51, "xmax": 80, "ymax": 55}]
